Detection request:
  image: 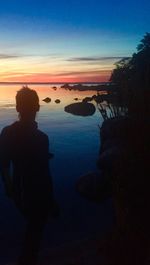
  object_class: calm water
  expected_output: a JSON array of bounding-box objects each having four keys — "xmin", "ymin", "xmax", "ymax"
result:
[{"xmin": 0, "ymin": 85, "xmax": 114, "ymax": 263}]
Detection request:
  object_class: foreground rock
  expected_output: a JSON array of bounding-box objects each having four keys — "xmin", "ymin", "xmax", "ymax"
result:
[
  {"xmin": 64, "ymin": 102, "xmax": 96, "ymax": 116},
  {"xmin": 76, "ymin": 116, "xmax": 150, "ymax": 224},
  {"xmin": 76, "ymin": 171, "xmax": 112, "ymax": 202}
]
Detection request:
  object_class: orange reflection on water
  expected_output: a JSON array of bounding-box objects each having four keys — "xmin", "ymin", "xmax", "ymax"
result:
[{"xmin": 0, "ymin": 85, "xmax": 101, "ymax": 109}]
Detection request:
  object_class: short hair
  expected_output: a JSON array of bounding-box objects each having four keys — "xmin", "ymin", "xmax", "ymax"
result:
[{"xmin": 16, "ymin": 86, "xmax": 39, "ymax": 116}]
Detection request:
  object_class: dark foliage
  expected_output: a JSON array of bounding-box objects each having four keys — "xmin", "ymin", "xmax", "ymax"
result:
[{"xmin": 110, "ymin": 33, "xmax": 150, "ymax": 119}]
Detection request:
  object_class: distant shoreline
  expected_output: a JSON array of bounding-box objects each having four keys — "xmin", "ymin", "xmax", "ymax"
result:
[
  {"xmin": 0, "ymin": 82, "xmax": 113, "ymax": 92},
  {"xmin": 0, "ymin": 82, "xmax": 110, "ymax": 85}
]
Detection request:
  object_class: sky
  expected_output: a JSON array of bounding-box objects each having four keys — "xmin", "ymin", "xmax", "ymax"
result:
[{"xmin": 0, "ymin": 0, "xmax": 150, "ymax": 83}]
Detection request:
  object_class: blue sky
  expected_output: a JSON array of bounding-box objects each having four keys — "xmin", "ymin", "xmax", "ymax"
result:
[{"xmin": 0, "ymin": 0, "xmax": 150, "ymax": 82}]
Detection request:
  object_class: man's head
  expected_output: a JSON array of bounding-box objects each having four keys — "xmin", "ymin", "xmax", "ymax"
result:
[{"xmin": 16, "ymin": 86, "xmax": 40, "ymax": 121}]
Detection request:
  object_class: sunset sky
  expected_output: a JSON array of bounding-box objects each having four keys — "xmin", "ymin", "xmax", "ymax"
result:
[{"xmin": 0, "ymin": 0, "xmax": 150, "ymax": 83}]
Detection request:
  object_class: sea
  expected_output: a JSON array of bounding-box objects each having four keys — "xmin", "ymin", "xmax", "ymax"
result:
[{"xmin": 0, "ymin": 84, "xmax": 115, "ymax": 263}]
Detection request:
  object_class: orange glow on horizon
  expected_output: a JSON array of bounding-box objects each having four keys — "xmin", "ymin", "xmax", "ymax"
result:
[
  {"xmin": 0, "ymin": 53, "xmax": 114, "ymax": 83},
  {"xmin": 0, "ymin": 70, "xmax": 111, "ymax": 83}
]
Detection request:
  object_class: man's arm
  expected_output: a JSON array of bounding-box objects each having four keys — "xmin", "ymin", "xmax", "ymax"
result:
[
  {"xmin": 0, "ymin": 127, "xmax": 12, "ymax": 197},
  {"xmin": 1, "ymin": 168, "xmax": 13, "ymax": 197}
]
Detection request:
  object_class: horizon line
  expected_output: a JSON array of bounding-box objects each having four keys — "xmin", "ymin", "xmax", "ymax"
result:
[{"xmin": 0, "ymin": 81, "xmax": 111, "ymax": 85}]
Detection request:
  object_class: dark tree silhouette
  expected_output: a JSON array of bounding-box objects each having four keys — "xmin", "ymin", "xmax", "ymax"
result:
[
  {"xmin": 137, "ymin": 32, "xmax": 150, "ymax": 51},
  {"xmin": 110, "ymin": 33, "xmax": 150, "ymax": 118}
]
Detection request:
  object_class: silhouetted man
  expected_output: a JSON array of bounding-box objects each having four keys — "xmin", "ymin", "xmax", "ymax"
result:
[{"xmin": 0, "ymin": 86, "xmax": 56, "ymax": 265}]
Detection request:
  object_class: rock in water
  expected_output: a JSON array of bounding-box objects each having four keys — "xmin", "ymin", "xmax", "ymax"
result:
[
  {"xmin": 61, "ymin": 83, "xmax": 71, "ymax": 89},
  {"xmin": 82, "ymin": 96, "xmax": 93, "ymax": 103},
  {"xmin": 64, "ymin": 102, "xmax": 96, "ymax": 116},
  {"xmin": 76, "ymin": 172, "xmax": 112, "ymax": 202},
  {"xmin": 43, "ymin": 97, "xmax": 51, "ymax": 103},
  {"xmin": 55, "ymin": 99, "xmax": 61, "ymax": 104},
  {"xmin": 52, "ymin": 86, "xmax": 57, "ymax": 90}
]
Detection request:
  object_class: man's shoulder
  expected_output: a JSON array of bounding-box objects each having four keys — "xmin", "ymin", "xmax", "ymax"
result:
[
  {"xmin": 0, "ymin": 123, "xmax": 18, "ymax": 146},
  {"xmin": 0, "ymin": 123, "xmax": 15, "ymax": 136},
  {"xmin": 0, "ymin": 122, "xmax": 49, "ymax": 146},
  {"xmin": 35, "ymin": 128, "xmax": 49, "ymax": 144}
]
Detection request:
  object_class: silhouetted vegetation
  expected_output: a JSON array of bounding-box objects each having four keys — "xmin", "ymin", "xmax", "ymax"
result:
[
  {"xmin": 76, "ymin": 34, "xmax": 150, "ymax": 265},
  {"xmin": 110, "ymin": 32, "xmax": 150, "ymax": 119},
  {"xmin": 96, "ymin": 34, "xmax": 150, "ymax": 264}
]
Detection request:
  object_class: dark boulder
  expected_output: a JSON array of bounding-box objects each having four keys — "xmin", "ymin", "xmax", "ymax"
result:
[
  {"xmin": 82, "ymin": 96, "xmax": 93, "ymax": 103},
  {"xmin": 97, "ymin": 146, "xmax": 124, "ymax": 171},
  {"xmin": 55, "ymin": 99, "xmax": 61, "ymax": 104},
  {"xmin": 100, "ymin": 117, "xmax": 134, "ymax": 143},
  {"xmin": 43, "ymin": 97, "xmax": 51, "ymax": 103},
  {"xmin": 76, "ymin": 171, "xmax": 112, "ymax": 202},
  {"xmin": 52, "ymin": 86, "xmax": 57, "ymax": 90},
  {"xmin": 64, "ymin": 102, "xmax": 96, "ymax": 116}
]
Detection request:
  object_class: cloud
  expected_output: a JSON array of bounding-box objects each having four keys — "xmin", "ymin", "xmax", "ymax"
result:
[
  {"xmin": 0, "ymin": 54, "xmax": 21, "ymax": 59},
  {"xmin": 67, "ymin": 56, "xmax": 130, "ymax": 62},
  {"xmin": 0, "ymin": 52, "xmax": 62, "ymax": 60},
  {"xmin": 3, "ymin": 70, "xmax": 104, "ymax": 78},
  {"xmin": 0, "ymin": 69, "xmax": 111, "ymax": 79},
  {"xmin": 52, "ymin": 69, "xmax": 110, "ymax": 77}
]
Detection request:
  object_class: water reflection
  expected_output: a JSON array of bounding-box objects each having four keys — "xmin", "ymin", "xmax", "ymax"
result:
[{"xmin": 0, "ymin": 103, "xmax": 16, "ymax": 109}]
